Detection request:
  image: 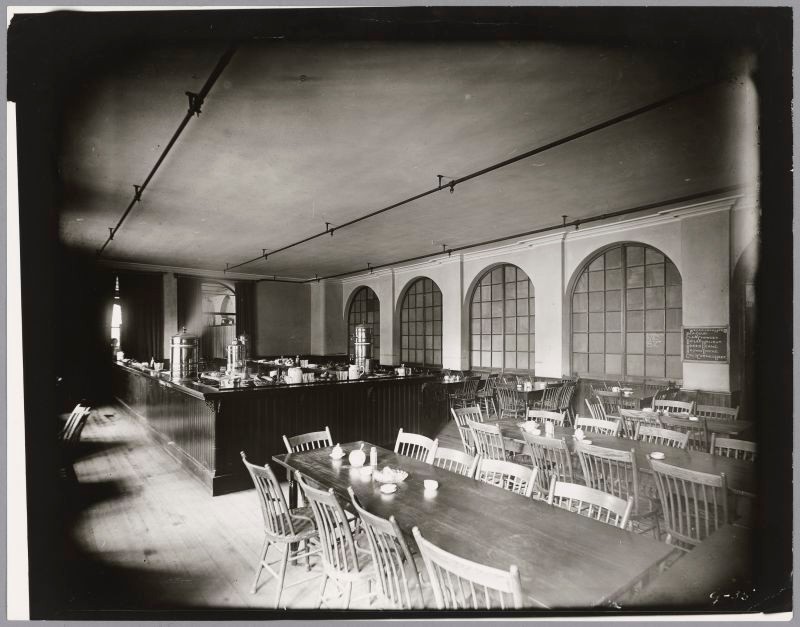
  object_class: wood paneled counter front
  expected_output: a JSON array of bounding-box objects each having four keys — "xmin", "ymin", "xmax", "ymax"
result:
[{"xmin": 111, "ymin": 363, "xmax": 448, "ymax": 496}]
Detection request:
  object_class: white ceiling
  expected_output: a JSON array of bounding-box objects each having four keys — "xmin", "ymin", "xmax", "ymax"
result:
[{"xmin": 55, "ymin": 34, "xmax": 751, "ymax": 279}]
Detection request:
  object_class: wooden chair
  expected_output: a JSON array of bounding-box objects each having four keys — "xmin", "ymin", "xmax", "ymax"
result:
[
  {"xmin": 547, "ymin": 476, "xmax": 633, "ymax": 529},
  {"xmin": 283, "ymin": 426, "xmax": 333, "ymax": 454},
  {"xmin": 696, "ymin": 404, "xmax": 740, "ymax": 422},
  {"xmin": 450, "ymin": 406, "xmax": 483, "ymax": 455},
  {"xmin": 536, "ymin": 384, "xmax": 562, "ymax": 411},
  {"xmin": 653, "ymin": 399, "xmax": 694, "ymax": 415},
  {"xmin": 496, "ymin": 385, "xmax": 527, "ymax": 420},
  {"xmin": 475, "ymin": 373, "xmax": 499, "ymax": 417},
  {"xmin": 595, "ymin": 390, "xmax": 623, "ymax": 417},
  {"xmin": 525, "ymin": 409, "xmax": 566, "ymax": 427},
  {"xmin": 584, "ymin": 397, "xmax": 607, "ymax": 421},
  {"xmin": 555, "ymin": 382, "xmax": 577, "ymax": 424},
  {"xmin": 574, "ymin": 441, "xmax": 660, "ymax": 538},
  {"xmin": 394, "ymin": 429, "xmax": 437, "ymax": 463},
  {"xmin": 297, "ymin": 473, "xmax": 373, "ymax": 608},
  {"xmin": 240, "ymin": 453, "xmax": 320, "ymax": 607},
  {"xmin": 634, "ymin": 424, "xmax": 688, "ymax": 449},
  {"xmin": 451, "ymin": 375, "xmax": 482, "ymax": 409},
  {"xmin": 711, "ymin": 434, "xmax": 756, "ymax": 461},
  {"xmin": 574, "ymin": 415, "xmax": 621, "ymax": 437},
  {"xmin": 428, "ymin": 446, "xmax": 478, "ymax": 478},
  {"xmin": 467, "ymin": 419, "xmax": 509, "ymax": 461},
  {"xmin": 60, "ymin": 404, "xmax": 91, "ymax": 446},
  {"xmin": 520, "ymin": 431, "xmax": 574, "ymax": 499},
  {"xmin": 412, "ymin": 526, "xmax": 524, "ymax": 609},
  {"xmin": 475, "ymin": 458, "xmax": 538, "ymax": 498},
  {"xmin": 618, "ymin": 408, "xmax": 660, "ymax": 440},
  {"xmin": 347, "ymin": 487, "xmax": 425, "ymax": 609},
  {"xmin": 658, "ymin": 415, "xmax": 709, "ymax": 452},
  {"xmin": 648, "ymin": 459, "xmax": 729, "ymax": 550}
]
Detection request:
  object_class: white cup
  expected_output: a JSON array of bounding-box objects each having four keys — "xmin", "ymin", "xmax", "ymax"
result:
[{"xmin": 424, "ymin": 480, "xmax": 439, "ymax": 491}]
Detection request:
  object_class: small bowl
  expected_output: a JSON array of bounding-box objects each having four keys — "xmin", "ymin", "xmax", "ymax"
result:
[
  {"xmin": 650, "ymin": 451, "xmax": 666, "ymax": 460},
  {"xmin": 423, "ymin": 480, "xmax": 439, "ymax": 491},
  {"xmin": 380, "ymin": 483, "xmax": 397, "ymax": 494}
]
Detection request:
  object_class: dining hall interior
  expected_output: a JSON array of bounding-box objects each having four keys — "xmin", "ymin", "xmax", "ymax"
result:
[{"xmin": 7, "ymin": 5, "xmax": 793, "ymax": 620}]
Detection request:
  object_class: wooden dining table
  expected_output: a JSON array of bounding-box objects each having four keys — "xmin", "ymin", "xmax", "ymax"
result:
[
  {"xmin": 273, "ymin": 442, "xmax": 676, "ymax": 609},
  {"xmin": 618, "ymin": 409, "xmax": 753, "ymax": 438},
  {"xmin": 490, "ymin": 419, "xmax": 756, "ymax": 498}
]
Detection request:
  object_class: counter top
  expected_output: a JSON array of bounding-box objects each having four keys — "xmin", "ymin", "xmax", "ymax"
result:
[{"xmin": 114, "ymin": 361, "xmax": 440, "ymax": 401}]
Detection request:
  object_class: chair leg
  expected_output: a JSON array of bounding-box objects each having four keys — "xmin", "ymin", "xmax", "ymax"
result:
[
  {"xmin": 274, "ymin": 544, "xmax": 290, "ymax": 608},
  {"xmin": 251, "ymin": 537, "xmax": 270, "ymax": 594},
  {"xmin": 343, "ymin": 582, "xmax": 353, "ymax": 609},
  {"xmin": 317, "ymin": 574, "xmax": 328, "ymax": 608}
]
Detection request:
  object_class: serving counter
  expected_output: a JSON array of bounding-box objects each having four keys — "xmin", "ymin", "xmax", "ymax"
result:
[{"xmin": 111, "ymin": 362, "xmax": 448, "ymax": 495}]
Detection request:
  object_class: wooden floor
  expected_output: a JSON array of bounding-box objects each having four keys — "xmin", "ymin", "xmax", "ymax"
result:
[{"xmin": 60, "ymin": 405, "xmax": 464, "ymax": 617}]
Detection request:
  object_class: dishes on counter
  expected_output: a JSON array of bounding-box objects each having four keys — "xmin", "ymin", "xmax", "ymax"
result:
[{"xmin": 373, "ymin": 467, "xmax": 408, "ymax": 483}]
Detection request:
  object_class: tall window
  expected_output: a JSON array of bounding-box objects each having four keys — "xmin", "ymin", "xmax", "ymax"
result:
[
  {"xmin": 571, "ymin": 243, "xmax": 682, "ymax": 380},
  {"xmin": 110, "ymin": 275, "xmax": 122, "ymax": 350},
  {"xmin": 347, "ymin": 287, "xmax": 380, "ymax": 360},
  {"xmin": 470, "ymin": 265, "xmax": 535, "ymax": 371},
  {"xmin": 400, "ymin": 278, "xmax": 442, "ymax": 367}
]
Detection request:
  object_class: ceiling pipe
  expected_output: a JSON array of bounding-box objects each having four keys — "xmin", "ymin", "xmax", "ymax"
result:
[
  {"xmin": 97, "ymin": 44, "xmax": 238, "ymax": 257},
  {"xmin": 226, "ymin": 75, "xmax": 728, "ymax": 273},
  {"xmin": 289, "ymin": 185, "xmax": 743, "ymax": 284}
]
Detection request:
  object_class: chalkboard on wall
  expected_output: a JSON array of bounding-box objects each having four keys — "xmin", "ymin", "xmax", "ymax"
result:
[{"xmin": 682, "ymin": 326, "xmax": 729, "ymax": 363}]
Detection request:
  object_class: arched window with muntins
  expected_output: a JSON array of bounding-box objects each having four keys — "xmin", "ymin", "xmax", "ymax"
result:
[
  {"xmin": 347, "ymin": 287, "xmax": 380, "ymax": 360},
  {"xmin": 571, "ymin": 243, "xmax": 682, "ymax": 381},
  {"xmin": 400, "ymin": 278, "xmax": 442, "ymax": 367},
  {"xmin": 469, "ymin": 264, "xmax": 535, "ymax": 371}
]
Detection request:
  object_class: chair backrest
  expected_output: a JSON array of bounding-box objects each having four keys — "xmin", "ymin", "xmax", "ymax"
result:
[
  {"xmin": 556, "ymin": 382, "xmax": 577, "ymax": 411},
  {"xmin": 653, "ymin": 399, "xmax": 694, "ymax": 415},
  {"xmin": 520, "ymin": 431, "xmax": 574, "ymax": 497},
  {"xmin": 412, "ymin": 526, "xmax": 524, "ymax": 609},
  {"xmin": 574, "ymin": 441, "xmax": 641, "ymax": 513},
  {"xmin": 696, "ymin": 404, "xmax": 740, "ymax": 421},
  {"xmin": 648, "ymin": 459, "xmax": 729, "ymax": 549},
  {"xmin": 394, "ymin": 428, "xmax": 437, "ymax": 462},
  {"xmin": 496, "ymin": 386, "xmax": 524, "ymax": 413},
  {"xmin": 61, "ymin": 405, "xmax": 91, "ymax": 444},
  {"xmin": 461, "ymin": 376, "xmax": 482, "ymax": 397},
  {"xmin": 475, "ymin": 458, "xmax": 537, "ymax": 498},
  {"xmin": 429, "ymin": 446, "xmax": 478, "ymax": 478},
  {"xmin": 467, "ymin": 419, "xmax": 508, "ymax": 460},
  {"xmin": 658, "ymin": 415, "xmax": 709, "ymax": 452},
  {"xmin": 711, "ymin": 434, "xmax": 756, "ymax": 461},
  {"xmin": 584, "ymin": 397, "xmax": 607, "ymax": 421},
  {"xmin": 575, "ymin": 415, "xmax": 621, "ymax": 437},
  {"xmin": 634, "ymin": 424, "xmax": 688, "ymax": 449},
  {"xmin": 526, "ymin": 409, "xmax": 566, "ymax": 427},
  {"xmin": 540, "ymin": 385, "xmax": 562, "ymax": 410},
  {"xmin": 297, "ymin": 472, "xmax": 366, "ymax": 575},
  {"xmin": 451, "ymin": 406, "xmax": 483, "ymax": 453},
  {"xmin": 478, "ymin": 373, "xmax": 500, "ymax": 394},
  {"xmin": 547, "ymin": 477, "xmax": 633, "ymax": 529},
  {"xmin": 348, "ymin": 487, "xmax": 422, "ymax": 609},
  {"xmin": 283, "ymin": 426, "xmax": 333, "ymax": 454},
  {"xmin": 240, "ymin": 452, "xmax": 299, "ymax": 539},
  {"xmin": 595, "ymin": 390, "xmax": 623, "ymax": 416}
]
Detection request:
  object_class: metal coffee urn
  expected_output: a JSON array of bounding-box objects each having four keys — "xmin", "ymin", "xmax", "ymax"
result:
[
  {"xmin": 353, "ymin": 324, "xmax": 372, "ymax": 369},
  {"xmin": 226, "ymin": 335, "xmax": 248, "ymax": 378},
  {"xmin": 170, "ymin": 327, "xmax": 199, "ymax": 381}
]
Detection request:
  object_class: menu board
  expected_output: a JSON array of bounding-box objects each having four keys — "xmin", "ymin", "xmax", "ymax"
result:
[{"xmin": 683, "ymin": 326, "xmax": 729, "ymax": 363}]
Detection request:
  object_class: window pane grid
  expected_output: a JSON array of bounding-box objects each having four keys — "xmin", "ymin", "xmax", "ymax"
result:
[
  {"xmin": 470, "ymin": 265, "xmax": 535, "ymax": 372},
  {"xmin": 400, "ymin": 278, "xmax": 442, "ymax": 367},
  {"xmin": 571, "ymin": 245, "xmax": 682, "ymax": 381},
  {"xmin": 348, "ymin": 287, "xmax": 380, "ymax": 360}
]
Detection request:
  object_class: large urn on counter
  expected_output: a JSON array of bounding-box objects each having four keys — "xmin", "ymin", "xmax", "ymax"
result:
[
  {"xmin": 352, "ymin": 324, "xmax": 372, "ymax": 369},
  {"xmin": 170, "ymin": 327, "xmax": 199, "ymax": 381},
  {"xmin": 226, "ymin": 335, "xmax": 248, "ymax": 377}
]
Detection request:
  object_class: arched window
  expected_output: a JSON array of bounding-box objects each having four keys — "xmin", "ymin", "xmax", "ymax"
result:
[
  {"xmin": 571, "ymin": 243, "xmax": 682, "ymax": 380},
  {"xmin": 470, "ymin": 264, "xmax": 535, "ymax": 371},
  {"xmin": 347, "ymin": 286, "xmax": 381, "ymax": 359},
  {"xmin": 400, "ymin": 278, "xmax": 442, "ymax": 367},
  {"xmin": 201, "ymin": 281, "xmax": 236, "ymax": 359}
]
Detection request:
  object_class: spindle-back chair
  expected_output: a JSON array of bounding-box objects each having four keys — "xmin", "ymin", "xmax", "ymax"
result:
[
  {"xmin": 696, "ymin": 405, "xmax": 740, "ymax": 422},
  {"xmin": 428, "ymin": 446, "xmax": 479, "ymax": 478},
  {"xmin": 467, "ymin": 419, "xmax": 509, "ymax": 461},
  {"xmin": 710, "ymin": 434, "xmax": 756, "ymax": 461},
  {"xmin": 526, "ymin": 409, "xmax": 566, "ymax": 427},
  {"xmin": 474, "ymin": 458, "xmax": 537, "ymax": 498},
  {"xmin": 520, "ymin": 431, "xmax": 574, "ymax": 498},
  {"xmin": 547, "ymin": 477, "xmax": 633, "ymax": 529},
  {"xmin": 394, "ymin": 429, "xmax": 437, "ymax": 463},
  {"xmin": 451, "ymin": 406, "xmax": 483, "ymax": 455},
  {"xmin": 635, "ymin": 424, "xmax": 688, "ymax": 449},
  {"xmin": 574, "ymin": 415, "xmax": 621, "ymax": 437}
]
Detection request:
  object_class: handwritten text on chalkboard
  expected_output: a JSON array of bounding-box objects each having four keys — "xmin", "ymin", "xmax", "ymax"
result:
[{"xmin": 683, "ymin": 326, "xmax": 729, "ymax": 363}]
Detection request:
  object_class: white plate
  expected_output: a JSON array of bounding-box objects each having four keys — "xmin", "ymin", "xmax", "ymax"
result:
[
  {"xmin": 649, "ymin": 451, "xmax": 665, "ymax": 460},
  {"xmin": 688, "ymin": 416, "xmax": 699, "ymax": 422},
  {"xmin": 380, "ymin": 483, "xmax": 397, "ymax": 494}
]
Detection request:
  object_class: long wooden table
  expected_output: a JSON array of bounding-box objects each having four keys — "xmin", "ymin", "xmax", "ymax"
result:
[
  {"xmin": 491, "ymin": 420, "xmax": 756, "ymax": 498},
  {"xmin": 618, "ymin": 409, "xmax": 752, "ymax": 438},
  {"xmin": 274, "ymin": 442, "xmax": 676, "ymax": 609}
]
